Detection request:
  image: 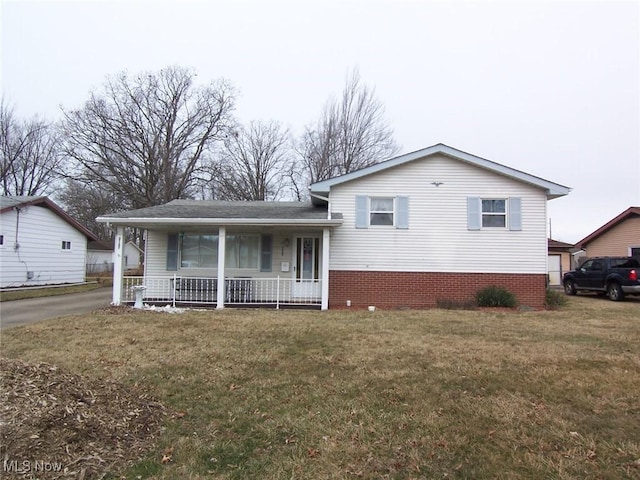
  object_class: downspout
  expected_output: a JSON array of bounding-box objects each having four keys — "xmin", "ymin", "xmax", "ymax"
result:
[{"xmin": 13, "ymin": 206, "xmax": 31, "ymax": 280}]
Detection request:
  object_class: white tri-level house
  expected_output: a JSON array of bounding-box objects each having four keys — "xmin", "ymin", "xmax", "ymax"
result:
[{"xmin": 97, "ymin": 144, "xmax": 570, "ymax": 310}]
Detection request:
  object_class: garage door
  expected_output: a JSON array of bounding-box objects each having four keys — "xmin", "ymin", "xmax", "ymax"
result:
[{"xmin": 548, "ymin": 255, "xmax": 561, "ymax": 286}]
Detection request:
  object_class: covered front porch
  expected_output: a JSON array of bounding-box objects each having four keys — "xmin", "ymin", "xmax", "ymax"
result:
[
  {"xmin": 121, "ymin": 274, "xmax": 323, "ymax": 308},
  {"xmin": 98, "ymin": 200, "xmax": 342, "ymax": 310}
]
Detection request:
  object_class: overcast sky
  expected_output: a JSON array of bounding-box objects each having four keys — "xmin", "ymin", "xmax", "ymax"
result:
[{"xmin": 2, "ymin": 0, "xmax": 639, "ymax": 243}]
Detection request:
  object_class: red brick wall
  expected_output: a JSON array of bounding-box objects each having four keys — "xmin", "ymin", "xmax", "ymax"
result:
[{"xmin": 329, "ymin": 270, "xmax": 547, "ymax": 309}]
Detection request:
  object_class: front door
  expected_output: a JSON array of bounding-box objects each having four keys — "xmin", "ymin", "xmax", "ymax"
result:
[{"xmin": 293, "ymin": 236, "xmax": 321, "ymax": 299}]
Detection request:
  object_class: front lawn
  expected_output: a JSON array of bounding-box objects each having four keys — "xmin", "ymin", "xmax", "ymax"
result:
[{"xmin": 2, "ymin": 297, "xmax": 639, "ymax": 479}]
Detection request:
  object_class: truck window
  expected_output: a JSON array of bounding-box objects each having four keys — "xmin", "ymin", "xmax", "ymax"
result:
[{"xmin": 612, "ymin": 258, "xmax": 640, "ymax": 268}]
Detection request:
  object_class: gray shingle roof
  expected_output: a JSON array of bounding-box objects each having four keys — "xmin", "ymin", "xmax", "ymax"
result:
[
  {"xmin": 98, "ymin": 200, "xmax": 342, "ymax": 226},
  {"xmin": 0, "ymin": 195, "xmax": 46, "ymax": 210}
]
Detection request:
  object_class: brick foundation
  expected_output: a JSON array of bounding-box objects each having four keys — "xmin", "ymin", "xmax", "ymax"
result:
[{"xmin": 329, "ymin": 270, "xmax": 547, "ymax": 310}]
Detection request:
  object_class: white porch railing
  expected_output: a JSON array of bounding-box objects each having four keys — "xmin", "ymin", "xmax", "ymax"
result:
[{"xmin": 121, "ymin": 275, "xmax": 322, "ymax": 308}]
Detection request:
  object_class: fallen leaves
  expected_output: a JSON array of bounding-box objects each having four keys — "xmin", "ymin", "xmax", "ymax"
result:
[
  {"xmin": 161, "ymin": 446, "xmax": 174, "ymax": 464},
  {"xmin": 0, "ymin": 357, "xmax": 167, "ymax": 479}
]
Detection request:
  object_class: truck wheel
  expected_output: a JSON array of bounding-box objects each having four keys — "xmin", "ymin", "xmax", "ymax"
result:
[
  {"xmin": 564, "ymin": 280, "xmax": 577, "ymax": 295},
  {"xmin": 607, "ymin": 282, "xmax": 625, "ymax": 301}
]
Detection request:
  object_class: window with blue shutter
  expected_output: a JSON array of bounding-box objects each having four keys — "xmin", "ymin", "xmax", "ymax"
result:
[
  {"xmin": 467, "ymin": 197, "xmax": 481, "ymax": 230},
  {"xmin": 396, "ymin": 196, "xmax": 409, "ymax": 229},
  {"xmin": 509, "ymin": 197, "xmax": 522, "ymax": 231},
  {"xmin": 468, "ymin": 197, "xmax": 523, "ymax": 230},
  {"xmin": 355, "ymin": 195, "xmax": 368, "ymax": 228}
]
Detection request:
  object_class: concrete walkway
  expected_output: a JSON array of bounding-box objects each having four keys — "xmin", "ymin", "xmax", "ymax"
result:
[{"xmin": 0, "ymin": 287, "xmax": 113, "ymax": 329}]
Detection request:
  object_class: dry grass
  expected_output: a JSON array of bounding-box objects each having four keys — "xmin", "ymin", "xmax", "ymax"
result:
[
  {"xmin": 0, "ymin": 281, "xmax": 110, "ymax": 302},
  {"xmin": 2, "ymin": 296, "xmax": 639, "ymax": 479}
]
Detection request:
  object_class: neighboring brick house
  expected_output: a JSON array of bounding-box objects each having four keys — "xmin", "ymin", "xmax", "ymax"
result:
[
  {"xmin": 97, "ymin": 144, "xmax": 570, "ymax": 309},
  {"xmin": 576, "ymin": 207, "xmax": 640, "ymax": 259}
]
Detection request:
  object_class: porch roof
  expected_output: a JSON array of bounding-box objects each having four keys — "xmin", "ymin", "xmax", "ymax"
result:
[{"xmin": 96, "ymin": 200, "xmax": 343, "ymax": 228}]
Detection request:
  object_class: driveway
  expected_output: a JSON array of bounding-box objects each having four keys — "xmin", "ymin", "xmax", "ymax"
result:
[{"xmin": 0, "ymin": 287, "xmax": 113, "ymax": 329}]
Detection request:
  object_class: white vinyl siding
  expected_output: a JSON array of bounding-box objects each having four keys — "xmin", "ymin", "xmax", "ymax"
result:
[
  {"xmin": 329, "ymin": 153, "xmax": 548, "ymax": 274},
  {"xmin": 0, "ymin": 206, "xmax": 88, "ymax": 287}
]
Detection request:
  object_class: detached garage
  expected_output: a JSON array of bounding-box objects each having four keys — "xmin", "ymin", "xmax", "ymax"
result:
[{"xmin": 548, "ymin": 239, "xmax": 574, "ymax": 286}]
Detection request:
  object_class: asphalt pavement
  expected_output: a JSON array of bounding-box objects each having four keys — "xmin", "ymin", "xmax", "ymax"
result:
[{"xmin": 0, "ymin": 287, "xmax": 113, "ymax": 329}]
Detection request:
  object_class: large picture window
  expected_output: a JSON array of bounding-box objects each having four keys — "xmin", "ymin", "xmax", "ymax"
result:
[
  {"xmin": 179, "ymin": 234, "xmax": 261, "ymax": 269},
  {"xmin": 181, "ymin": 234, "xmax": 218, "ymax": 268}
]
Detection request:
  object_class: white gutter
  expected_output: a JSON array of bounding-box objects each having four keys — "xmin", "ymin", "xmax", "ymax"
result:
[{"xmin": 309, "ymin": 193, "xmax": 332, "ymax": 220}]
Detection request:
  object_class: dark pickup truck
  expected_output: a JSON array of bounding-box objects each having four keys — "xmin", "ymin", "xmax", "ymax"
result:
[{"xmin": 563, "ymin": 256, "xmax": 640, "ymax": 301}]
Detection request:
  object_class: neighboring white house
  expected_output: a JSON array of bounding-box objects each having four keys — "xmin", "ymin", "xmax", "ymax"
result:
[
  {"xmin": 87, "ymin": 240, "xmax": 143, "ymax": 274},
  {"xmin": 1, "ymin": 196, "xmax": 98, "ymax": 288},
  {"xmin": 97, "ymin": 144, "xmax": 570, "ymax": 309},
  {"xmin": 87, "ymin": 240, "xmax": 114, "ymax": 274}
]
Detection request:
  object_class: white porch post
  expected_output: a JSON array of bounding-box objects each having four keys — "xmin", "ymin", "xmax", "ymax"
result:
[
  {"xmin": 321, "ymin": 227, "xmax": 330, "ymax": 310},
  {"xmin": 216, "ymin": 226, "xmax": 226, "ymax": 309},
  {"xmin": 112, "ymin": 226, "xmax": 125, "ymax": 305}
]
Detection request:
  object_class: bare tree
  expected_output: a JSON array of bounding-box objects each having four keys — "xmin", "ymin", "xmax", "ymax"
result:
[
  {"xmin": 215, "ymin": 120, "xmax": 292, "ymax": 201},
  {"xmin": 57, "ymin": 179, "xmax": 128, "ymax": 240},
  {"xmin": 61, "ymin": 66, "xmax": 236, "ymax": 210},
  {"xmin": 0, "ymin": 99, "xmax": 64, "ymax": 196},
  {"xmin": 298, "ymin": 70, "xmax": 399, "ymax": 184}
]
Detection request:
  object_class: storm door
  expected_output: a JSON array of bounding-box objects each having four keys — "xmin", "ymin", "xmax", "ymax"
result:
[{"xmin": 293, "ymin": 236, "xmax": 321, "ymax": 299}]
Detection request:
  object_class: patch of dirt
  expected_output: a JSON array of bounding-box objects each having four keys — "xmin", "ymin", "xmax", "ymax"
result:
[{"xmin": 0, "ymin": 357, "xmax": 167, "ymax": 479}]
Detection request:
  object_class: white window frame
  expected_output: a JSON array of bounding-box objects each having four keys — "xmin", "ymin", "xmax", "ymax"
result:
[
  {"xmin": 481, "ymin": 198, "xmax": 507, "ymax": 229},
  {"xmin": 369, "ymin": 197, "xmax": 395, "ymax": 226}
]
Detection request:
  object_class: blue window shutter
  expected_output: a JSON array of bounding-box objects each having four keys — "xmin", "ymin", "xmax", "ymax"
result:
[
  {"xmin": 396, "ymin": 196, "xmax": 409, "ymax": 229},
  {"xmin": 467, "ymin": 197, "xmax": 481, "ymax": 230},
  {"xmin": 355, "ymin": 195, "xmax": 368, "ymax": 228},
  {"xmin": 167, "ymin": 233, "xmax": 179, "ymax": 271},
  {"xmin": 260, "ymin": 234, "xmax": 273, "ymax": 272},
  {"xmin": 509, "ymin": 197, "xmax": 522, "ymax": 231}
]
